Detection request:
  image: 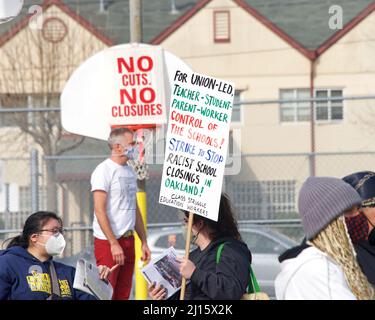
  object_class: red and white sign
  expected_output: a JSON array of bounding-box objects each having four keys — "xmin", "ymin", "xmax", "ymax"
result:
[
  {"xmin": 104, "ymin": 46, "xmax": 166, "ymax": 127},
  {"xmin": 61, "ymin": 44, "xmax": 192, "ymax": 140}
]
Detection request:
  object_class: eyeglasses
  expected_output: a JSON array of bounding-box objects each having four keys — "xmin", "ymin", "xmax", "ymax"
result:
[{"xmin": 39, "ymin": 227, "xmax": 65, "ymax": 235}]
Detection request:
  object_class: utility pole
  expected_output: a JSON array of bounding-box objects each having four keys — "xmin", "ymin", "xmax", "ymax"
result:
[
  {"xmin": 130, "ymin": 0, "xmax": 142, "ymax": 43},
  {"xmin": 129, "ymin": 0, "xmax": 148, "ymax": 301}
]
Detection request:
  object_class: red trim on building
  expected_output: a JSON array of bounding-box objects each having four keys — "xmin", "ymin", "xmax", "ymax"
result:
[
  {"xmin": 0, "ymin": 9, "xmax": 32, "ymax": 47},
  {"xmin": 151, "ymin": 0, "xmax": 315, "ymax": 60},
  {"xmin": 315, "ymin": 1, "xmax": 375, "ymax": 56},
  {"xmin": 0, "ymin": 0, "xmax": 114, "ymax": 48},
  {"xmin": 151, "ymin": 0, "xmax": 375, "ymax": 61},
  {"xmin": 151, "ymin": 0, "xmax": 212, "ymax": 44},
  {"xmin": 234, "ymin": 0, "xmax": 315, "ymax": 60}
]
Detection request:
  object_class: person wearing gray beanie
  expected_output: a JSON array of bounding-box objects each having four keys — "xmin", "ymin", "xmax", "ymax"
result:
[
  {"xmin": 298, "ymin": 176, "xmax": 362, "ymax": 240},
  {"xmin": 275, "ymin": 176, "xmax": 375, "ymax": 300}
]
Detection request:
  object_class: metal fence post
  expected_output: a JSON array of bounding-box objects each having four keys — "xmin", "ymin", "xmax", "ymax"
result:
[{"xmin": 30, "ymin": 149, "xmax": 39, "ymax": 213}]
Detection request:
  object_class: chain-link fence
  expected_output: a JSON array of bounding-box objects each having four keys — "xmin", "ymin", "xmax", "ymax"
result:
[
  {"xmin": 1, "ymin": 95, "xmax": 375, "ymax": 256},
  {"xmin": 0, "ymin": 220, "xmax": 304, "ymax": 262},
  {"xmin": 1, "ymin": 150, "xmax": 373, "ymax": 254}
]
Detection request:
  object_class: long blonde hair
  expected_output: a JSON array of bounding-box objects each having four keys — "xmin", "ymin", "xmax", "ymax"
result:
[{"xmin": 310, "ymin": 216, "xmax": 375, "ymax": 300}]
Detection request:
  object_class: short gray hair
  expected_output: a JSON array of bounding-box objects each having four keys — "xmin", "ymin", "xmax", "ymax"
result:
[{"xmin": 108, "ymin": 127, "xmax": 134, "ymax": 149}]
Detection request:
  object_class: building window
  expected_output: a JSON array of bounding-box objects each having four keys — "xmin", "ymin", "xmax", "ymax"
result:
[
  {"xmin": 280, "ymin": 89, "xmax": 310, "ymax": 122},
  {"xmin": 42, "ymin": 17, "xmax": 68, "ymax": 43},
  {"xmin": 280, "ymin": 88, "xmax": 344, "ymax": 122},
  {"xmin": 213, "ymin": 11, "xmax": 230, "ymax": 43},
  {"xmin": 228, "ymin": 180, "xmax": 296, "ymax": 219},
  {"xmin": 315, "ymin": 89, "xmax": 343, "ymax": 121},
  {"xmin": 232, "ymin": 90, "xmax": 242, "ymax": 122}
]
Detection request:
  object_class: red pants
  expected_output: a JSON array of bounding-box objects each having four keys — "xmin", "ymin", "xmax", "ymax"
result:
[{"xmin": 94, "ymin": 236, "xmax": 135, "ymax": 300}]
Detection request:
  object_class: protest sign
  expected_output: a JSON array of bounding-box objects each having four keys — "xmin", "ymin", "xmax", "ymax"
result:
[
  {"xmin": 61, "ymin": 44, "xmax": 192, "ymax": 140},
  {"xmin": 103, "ymin": 46, "xmax": 167, "ymax": 127},
  {"xmin": 159, "ymin": 70, "xmax": 235, "ymax": 222}
]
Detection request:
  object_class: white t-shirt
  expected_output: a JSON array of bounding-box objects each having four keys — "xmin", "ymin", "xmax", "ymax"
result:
[{"xmin": 91, "ymin": 158, "xmax": 137, "ymax": 240}]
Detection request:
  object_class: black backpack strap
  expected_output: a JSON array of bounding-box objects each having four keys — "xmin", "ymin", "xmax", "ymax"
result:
[{"xmin": 48, "ymin": 261, "xmax": 61, "ymax": 299}]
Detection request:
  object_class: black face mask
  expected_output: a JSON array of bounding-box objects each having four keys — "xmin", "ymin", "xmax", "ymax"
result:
[{"xmin": 369, "ymin": 228, "xmax": 375, "ymax": 246}]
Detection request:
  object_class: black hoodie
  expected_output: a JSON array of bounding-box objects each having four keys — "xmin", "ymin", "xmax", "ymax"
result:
[
  {"xmin": 172, "ymin": 237, "xmax": 251, "ymax": 300},
  {"xmin": 0, "ymin": 246, "xmax": 96, "ymax": 300},
  {"xmin": 278, "ymin": 238, "xmax": 310, "ymax": 263},
  {"xmin": 353, "ymin": 240, "xmax": 375, "ymax": 287}
]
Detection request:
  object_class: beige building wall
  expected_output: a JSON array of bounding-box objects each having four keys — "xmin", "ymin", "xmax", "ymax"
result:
[
  {"xmin": 314, "ymin": 10, "xmax": 375, "ymax": 154},
  {"xmin": 160, "ymin": 0, "xmax": 312, "ymax": 183},
  {"xmin": 0, "ymin": 4, "xmax": 109, "ymax": 222},
  {"xmin": 0, "ymin": 5, "xmax": 107, "ymax": 93},
  {"xmin": 159, "ymin": 0, "xmax": 375, "ymax": 183}
]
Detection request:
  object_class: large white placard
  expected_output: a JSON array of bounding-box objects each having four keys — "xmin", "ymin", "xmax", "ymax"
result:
[
  {"xmin": 61, "ymin": 44, "xmax": 192, "ymax": 141},
  {"xmin": 159, "ymin": 70, "xmax": 235, "ymax": 221}
]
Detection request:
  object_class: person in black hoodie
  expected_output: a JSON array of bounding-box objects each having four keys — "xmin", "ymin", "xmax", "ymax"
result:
[
  {"xmin": 0, "ymin": 211, "xmax": 115, "ymax": 300},
  {"xmin": 149, "ymin": 193, "xmax": 251, "ymax": 300},
  {"xmin": 342, "ymin": 171, "xmax": 375, "ymax": 286}
]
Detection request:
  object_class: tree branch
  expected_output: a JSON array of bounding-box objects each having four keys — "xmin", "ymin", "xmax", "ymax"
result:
[{"xmin": 56, "ymin": 136, "xmax": 86, "ymax": 155}]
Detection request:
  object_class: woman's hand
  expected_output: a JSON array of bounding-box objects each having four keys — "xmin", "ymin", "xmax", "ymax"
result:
[
  {"xmin": 149, "ymin": 282, "xmax": 167, "ymax": 300},
  {"xmin": 176, "ymin": 257, "xmax": 196, "ymax": 280},
  {"xmin": 98, "ymin": 264, "xmax": 119, "ymax": 281}
]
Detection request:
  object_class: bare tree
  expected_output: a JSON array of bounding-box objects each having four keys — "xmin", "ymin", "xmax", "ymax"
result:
[{"xmin": 0, "ymin": 10, "xmax": 107, "ymax": 212}]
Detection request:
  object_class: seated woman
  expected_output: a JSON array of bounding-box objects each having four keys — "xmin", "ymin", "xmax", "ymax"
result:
[
  {"xmin": 0, "ymin": 211, "xmax": 116, "ymax": 300},
  {"xmin": 149, "ymin": 193, "xmax": 252, "ymax": 300}
]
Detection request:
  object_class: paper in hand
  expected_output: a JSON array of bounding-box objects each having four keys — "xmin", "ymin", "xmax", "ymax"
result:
[{"xmin": 73, "ymin": 259, "xmax": 113, "ymax": 300}]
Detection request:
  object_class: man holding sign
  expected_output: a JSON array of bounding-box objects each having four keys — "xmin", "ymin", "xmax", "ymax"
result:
[{"xmin": 91, "ymin": 127, "xmax": 151, "ymax": 300}]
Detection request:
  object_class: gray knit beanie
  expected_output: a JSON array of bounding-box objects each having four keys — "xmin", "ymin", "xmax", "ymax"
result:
[{"xmin": 298, "ymin": 176, "xmax": 362, "ymax": 240}]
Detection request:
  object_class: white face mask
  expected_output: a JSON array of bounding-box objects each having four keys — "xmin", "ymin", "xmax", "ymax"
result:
[{"xmin": 38, "ymin": 233, "xmax": 66, "ymax": 256}]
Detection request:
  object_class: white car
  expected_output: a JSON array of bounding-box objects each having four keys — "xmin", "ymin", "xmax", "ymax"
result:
[
  {"xmin": 147, "ymin": 225, "xmax": 297, "ymax": 298},
  {"xmin": 57, "ymin": 225, "xmax": 297, "ymax": 299}
]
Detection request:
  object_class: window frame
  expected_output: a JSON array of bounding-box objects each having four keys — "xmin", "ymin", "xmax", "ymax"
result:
[
  {"xmin": 213, "ymin": 10, "xmax": 231, "ymax": 43},
  {"xmin": 314, "ymin": 88, "xmax": 344, "ymax": 123},
  {"xmin": 279, "ymin": 88, "xmax": 310, "ymax": 123},
  {"xmin": 279, "ymin": 88, "xmax": 344, "ymax": 123}
]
